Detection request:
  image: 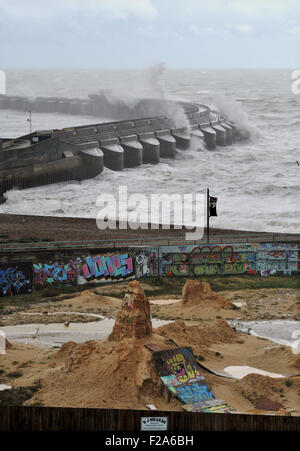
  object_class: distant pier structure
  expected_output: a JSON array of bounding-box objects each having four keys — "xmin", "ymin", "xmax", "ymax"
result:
[{"xmin": 0, "ymin": 92, "xmax": 239, "ymax": 201}]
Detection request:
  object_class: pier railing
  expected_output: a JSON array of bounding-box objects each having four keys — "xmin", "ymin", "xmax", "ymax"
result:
[{"xmin": 0, "ymin": 233, "xmax": 299, "ymax": 253}]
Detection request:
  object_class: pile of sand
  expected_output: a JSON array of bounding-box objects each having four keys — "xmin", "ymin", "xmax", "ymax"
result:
[
  {"xmin": 151, "ymin": 280, "xmax": 238, "ymax": 321},
  {"xmin": 5, "ymin": 339, "xmax": 13, "ymax": 350},
  {"xmin": 248, "ymin": 347, "xmax": 300, "ymax": 373},
  {"xmin": 155, "ymin": 319, "xmax": 238, "ymax": 349},
  {"xmin": 26, "ymin": 281, "xmax": 180, "ymax": 410},
  {"xmin": 181, "ymin": 280, "xmax": 232, "ymax": 310},
  {"xmin": 109, "ymin": 281, "xmax": 152, "ymax": 341},
  {"xmin": 233, "ymin": 373, "xmax": 300, "ymax": 411}
]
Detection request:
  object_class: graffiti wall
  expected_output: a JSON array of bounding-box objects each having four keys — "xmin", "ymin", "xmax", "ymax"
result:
[
  {"xmin": 33, "ymin": 259, "xmax": 81, "ymax": 286},
  {"xmin": 159, "ymin": 243, "xmax": 257, "ymax": 276},
  {"xmin": 0, "ymin": 262, "xmax": 33, "ymax": 296},
  {"xmin": 132, "ymin": 249, "xmax": 158, "ymax": 278},
  {"xmin": 256, "ymin": 243, "xmax": 299, "ymax": 276},
  {"xmin": 158, "ymin": 242, "xmax": 299, "ymax": 277},
  {"xmin": 1, "ymin": 241, "xmax": 299, "ymax": 296},
  {"xmin": 33, "ymin": 249, "xmax": 159, "ymax": 287}
]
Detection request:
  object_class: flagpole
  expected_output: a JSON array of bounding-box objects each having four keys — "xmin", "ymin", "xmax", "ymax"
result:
[{"xmin": 207, "ymin": 187, "xmax": 210, "ymax": 244}]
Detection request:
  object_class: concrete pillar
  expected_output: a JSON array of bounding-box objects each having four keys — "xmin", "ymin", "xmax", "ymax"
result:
[
  {"xmin": 200, "ymin": 125, "xmax": 216, "ymax": 150},
  {"xmin": 77, "ymin": 143, "xmax": 104, "ymax": 179},
  {"xmin": 220, "ymin": 122, "xmax": 233, "ymax": 145},
  {"xmin": 190, "ymin": 125, "xmax": 205, "ymax": 149},
  {"xmin": 171, "ymin": 127, "xmax": 191, "ymax": 150},
  {"xmin": 225, "ymin": 121, "xmax": 236, "ymax": 142},
  {"xmin": 211, "ymin": 123, "xmax": 227, "ymax": 146},
  {"xmin": 138, "ymin": 132, "xmax": 160, "ymax": 164},
  {"xmin": 155, "ymin": 130, "xmax": 176, "ymax": 158},
  {"xmin": 120, "ymin": 135, "xmax": 143, "ymax": 168},
  {"xmin": 100, "ymin": 138, "xmax": 124, "ymax": 171}
]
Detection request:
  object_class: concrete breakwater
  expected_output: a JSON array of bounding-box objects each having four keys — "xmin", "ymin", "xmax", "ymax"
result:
[{"xmin": 0, "ymin": 96, "xmax": 237, "ymax": 200}]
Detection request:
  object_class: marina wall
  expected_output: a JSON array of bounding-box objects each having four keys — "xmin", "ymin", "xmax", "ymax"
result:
[
  {"xmin": 0, "ymin": 242, "xmax": 299, "ymax": 296},
  {"xmin": 0, "ymin": 96, "xmax": 237, "ymax": 197}
]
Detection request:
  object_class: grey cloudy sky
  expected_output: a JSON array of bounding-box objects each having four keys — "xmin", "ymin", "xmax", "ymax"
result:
[{"xmin": 1, "ymin": 0, "xmax": 300, "ymax": 68}]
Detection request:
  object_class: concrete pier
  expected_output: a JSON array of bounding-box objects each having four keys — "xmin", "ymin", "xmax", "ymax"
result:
[
  {"xmin": 78, "ymin": 144, "xmax": 104, "ymax": 180},
  {"xmin": 171, "ymin": 127, "xmax": 191, "ymax": 150},
  {"xmin": 138, "ymin": 132, "xmax": 160, "ymax": 164},
  {"xmin": 211, "ymin": 123, "xmax": 227, "ymax": 146},
  {"xmin": 225, "ymin": 121, "xmax": 236, "ymax": 142},
  {"xmin": 200, "ymin": 125, "xmax": 216, "ymax": 150},
  {"xmin": 155, "ymin": 130, "xmax": 176, "ymax": 159},
  {"xmin": 220, "ymin": 122, "xmax": 233, "ymax": 145},
  {"xmin": 190, "ymin": 125, "xmax": 205, "ymax": 149},
  {"xmin": 119, "ymin": 135, "xmax": 143, "ymax": 168},
  {"xmin": 100, "ymin": 138, "xmax": 124, "ymax": 171}
]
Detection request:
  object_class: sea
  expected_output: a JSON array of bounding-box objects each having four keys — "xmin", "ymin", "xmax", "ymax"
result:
[{"xmin": 0, "ymin": 68, "xmax": 299, "ymax": 233}]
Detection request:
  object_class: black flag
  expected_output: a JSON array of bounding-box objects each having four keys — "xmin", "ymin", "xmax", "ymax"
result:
[{"xmin": 209, "ymin": 196, "xmax": 218, "ymax": 217}]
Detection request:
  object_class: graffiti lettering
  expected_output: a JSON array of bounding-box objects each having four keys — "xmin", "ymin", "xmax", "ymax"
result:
[
  {"xmin": 0, "ymin": 264, "xmax": 32, "ymax": 296},
  {"xmin": 33, "ymin": 260, "xmax": 80, "ymax": 286},
  {"xmin": 175, "ymin": 382, "xmax": 214, "ymax": 404},
  {"xmin": 82, "ymin": 253, "xmax": 133, "ymax": 280}
]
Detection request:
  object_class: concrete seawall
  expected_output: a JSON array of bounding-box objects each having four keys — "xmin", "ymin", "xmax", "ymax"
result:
[{"xmin": 0, "ymin": 97, "xmax": 237, "ymax": 198}]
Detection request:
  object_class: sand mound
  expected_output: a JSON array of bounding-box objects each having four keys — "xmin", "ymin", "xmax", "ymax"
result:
[
  {"xmin": 155, "ymin": 319, "xmax": 238, "ymax": 348},
  {"xmin": 234, "ymin": 373, "xmax": 294, "ymax": 407},
  {"xmin": 109, "ymin": 280, "xmax": 152, "ymax": 341},
  {"xmin": 26, "ymin": 335, "xmax": 182, "ymax": 410},
  {"xmin": 181, "ymin": 280, "xmax": 232, "ymax": 310},
  {"xmin": 26, "ymin": 282, "xmax": 181, "ymax": 409},
  {"xmin": 56, "ymin": 341, "xmax": 77, "ymax": 359},
  {"xmin": 249, "ymin": 346, "xmax": 300, "ymax": 373},
  {"xmin": 5, "ymin": 339, "xmax": 13, "ymax": 350}
]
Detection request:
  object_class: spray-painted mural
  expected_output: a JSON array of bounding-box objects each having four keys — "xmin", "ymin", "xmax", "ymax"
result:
[
  {"xmin": 33, "ymin": 259, "xmax": 81, "ymax": 286},
  {"xmin": 1, "ymin": 241, "xmax": 299, "ymax": 296},
  {"xmin": 256, "ymin": 243, "xmax": 299, "ymax": 275},
  {"xmin": 132, "ymin": 248, "xmax": 158, "ymax": 278},
  {"xmin": 0, "ymin": 262, "xmax": 33, "ymax": 296},
  {"xmin": 81, "ymin": 252, "xmax": 133, "ymax": 281},
  {"xmin": 153, "ymin": 347, "xmax": 234, "ymax": 413},
  {"xmin": 160, "ymin": 243, "xmax": 257, "ymax": 276}
]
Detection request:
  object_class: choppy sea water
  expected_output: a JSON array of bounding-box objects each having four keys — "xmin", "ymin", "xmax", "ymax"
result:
[{"xmin": 0, "ymin": 68, "xmax": 299, "ymax": 233}]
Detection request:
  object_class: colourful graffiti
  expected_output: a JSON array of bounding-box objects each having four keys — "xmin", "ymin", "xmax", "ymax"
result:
[
  {"xmin": 82, "ymin": 253, "xmax": 133, "ymax": 281},
  {"xmin": 160, "ymin": 243, "xmax": 258, "ymax": 276},
  {"xmin": 33, "ymin": 260, "xmax": 81, "ymax": 286},
  {"xmin": 133, "ymin": 249, "xmax": 158, "ymax": 278},
  {"xmin": 1, "ymin": 241, "xmax": 298, "ymax": 297},
  {"xmin": 0, "ymin": 263, "xmax": 32, "ymax": 296},
  {"xmin": 183, "ymin": 399, "xmax": 234, "ymax": 413},
  {"xmin": 153, "ymin": 346, "xmax": 226, "ymax": 411},
  {"xmin": 256, "ymin": 243, "xmax": 299, "ymax": 273},
  {"xmin": 154, "ymin": 348, "xmax": 204, "ymax": 384},
  {"xmin": 175, "ymin": 382, "xmax": 215, "ymax": 404}
]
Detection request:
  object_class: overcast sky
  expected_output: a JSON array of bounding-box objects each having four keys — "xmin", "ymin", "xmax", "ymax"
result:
[{"xmin": 1, "ymin": 0, "xmax": 300, "ymax": 68}]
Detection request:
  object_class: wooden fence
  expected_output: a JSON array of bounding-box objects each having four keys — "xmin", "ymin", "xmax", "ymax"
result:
[{"xmin": 0, "ymin": 406, "xmax": 299, "ymax": 431}]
